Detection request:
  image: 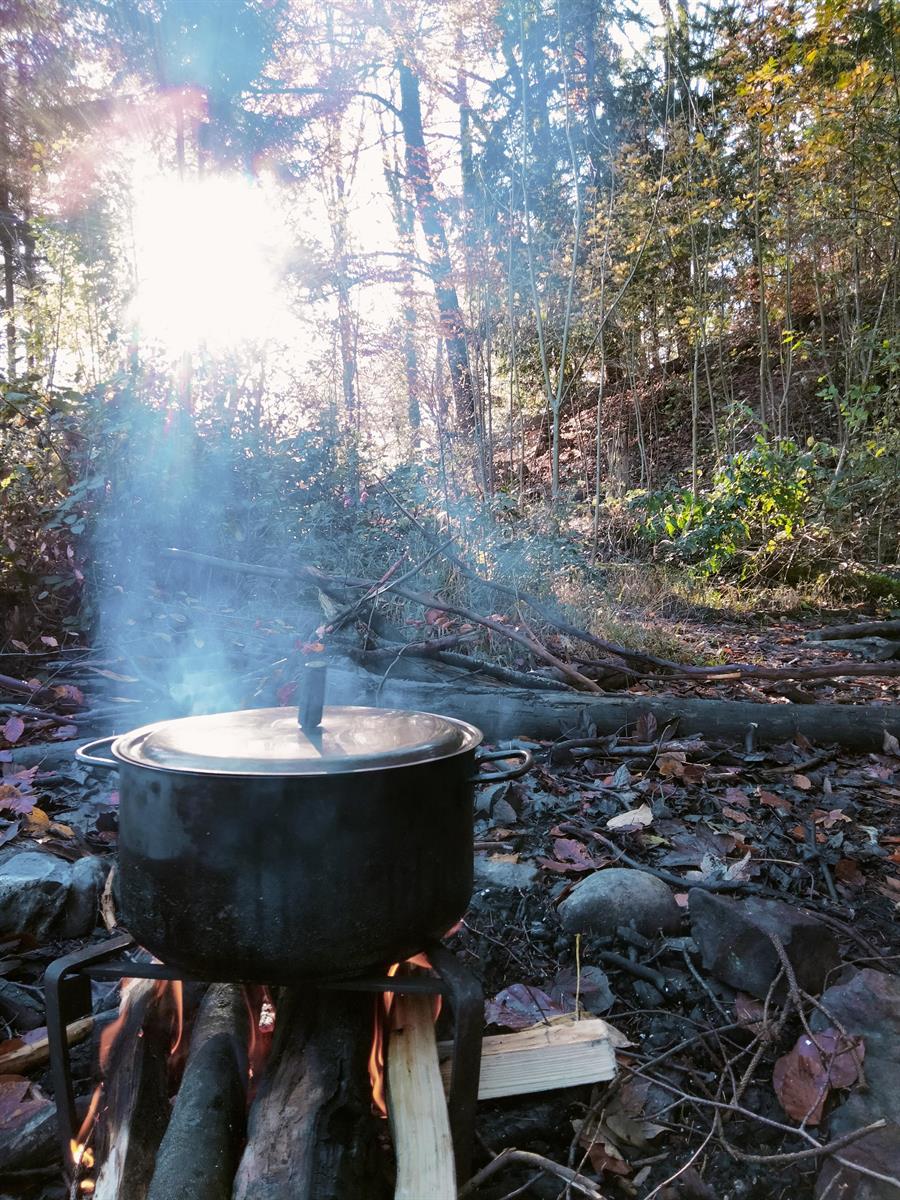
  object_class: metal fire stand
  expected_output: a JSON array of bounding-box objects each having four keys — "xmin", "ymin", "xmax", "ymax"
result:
[{"xmin": 45, "ymin": 934, "xmax": 482, "ymax": 1182}]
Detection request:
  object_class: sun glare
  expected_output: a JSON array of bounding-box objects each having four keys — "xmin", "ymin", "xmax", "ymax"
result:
[{"xmin": 129, "ymin": 172, "xmax": 290, "ymax": 354}]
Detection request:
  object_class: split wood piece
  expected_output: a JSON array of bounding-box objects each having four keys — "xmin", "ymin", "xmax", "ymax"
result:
[
  {"xmin": 319, "ymin": 666, "xmax": 900, "ymax": 751},
  {"xmin": 437, "ymin": 1019, "xmax": 617, "ymax": 1101},
  {"xmin": 147, "ymin": 985, "xmax": 249, "ymax": 1200},
  {"xmin": 808, "ymin": 619, "xmax": 900, "ymax": 641},
  {"xmin": 0, "ymin": 1016, "xmax": 93, "ymax": 1074},
  {"xmin": 232, "ymin": 988, "xmax": 382, "ymax": 1200},
  {"xmin": 93, "ymin": 980, "xmax": 174, "ymax": 1200},
  {"xmin": 387, "ymin": 991, "xmax": 455, "ymax": 1200}
]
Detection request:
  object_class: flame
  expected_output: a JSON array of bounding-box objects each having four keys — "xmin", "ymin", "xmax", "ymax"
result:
[
  {"xmin": 70, "ymin": 973, "xmax": 185, "ymax": 1188},
  {"xmin": 166, "ymin": 980, "xmax": 184, "ymax": 1056},
  {"xmin": 368, "ymin": 954, "xmax": 440, "ymax": 1118},
  {"xmin": 243, "ymin": 984, "xmax": 276, "ymax": 1095}
]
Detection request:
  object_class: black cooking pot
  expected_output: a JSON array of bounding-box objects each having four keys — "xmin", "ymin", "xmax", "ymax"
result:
[{"xmin": 77, "ymin": 706, "xmax": 531, "ymax": 983}]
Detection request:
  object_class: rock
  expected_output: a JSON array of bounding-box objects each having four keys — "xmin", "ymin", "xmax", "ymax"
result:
[
  {"xmin": 0, "ymin": 852, "xmax": 71, "ymax": 939},
  {"xmin": 0, "ymin": 980, "xmax": 46, "ymax": 1031},
  {"xmin": 61, "ymin": 855, "xmax": 110, "ymax": 938},
  {"xmin": 815, "ymin": 1124, "xmax": 900, "ymax": 1200},
  {"xmin": 558, "ymin": 868, "xmax": 682, "ymax": 938},
  {"xmin": 688, "ymin": 891, "xmax": 840, "ymax": 1000},
  {"xmin": 810, "ymin": 969, "xmax": 900, "ymax": 1198},
  {"xmin": 0, "ymin": 851, "xmax": 110, "ymax": 941},
  {"xmin": 474, "ymin": 854, "xmax": 538, "ymax": 891}
]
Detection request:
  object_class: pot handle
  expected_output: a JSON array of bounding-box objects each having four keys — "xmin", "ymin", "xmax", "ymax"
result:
[
  {"xmin": 471, "ymin": 747, "xmax": 533, "ymax": 783},
  {"xmin": 76, "ymin": 736, "xmax": 119, "ymax": 771}
]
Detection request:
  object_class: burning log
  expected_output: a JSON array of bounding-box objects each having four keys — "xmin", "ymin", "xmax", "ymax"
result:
[
  {"xmin": 147, "ymin": 984, "xmax": 249, "ymax": 1200},
  {"xmin": 232, "ymin": 987, "xmax": 382, "ymax": 1200},
  {"xmin": 387, "ymin": 990, "xmax": 455, "ymax": 1200},
  {"xmin": 90, "ymin": 979, "xmax": 180, "ymax": 1200}
]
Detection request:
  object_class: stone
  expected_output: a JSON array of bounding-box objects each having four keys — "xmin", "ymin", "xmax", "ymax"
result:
[
  {"xmin": 558, "ymin": 868, "xmax": 682, "ymax": 939},
  {"xmin": 61, "ymin": 855, "xmax": 110, "ymax": 938},
  {"xmin": 0, "ymin": 851, "xmax": 111, "ymax": 941},
  {"xmin": 811, "ymin": 968, "xmax": 900, "ymax": 1200},
  {"xmin": 688, "ymin": 891, "xmax": 840, "ymax": 1000},
  {"xmin": 815, "ymin": 1124, "xmax": 900, "ymax": 1200},
  {"xmin": 474, "ymin": 854, "xmax": 538, "ymax": 891},
  {"xmin": 0, "ymin": 852, "xmax": 71, "ymax": 939}
]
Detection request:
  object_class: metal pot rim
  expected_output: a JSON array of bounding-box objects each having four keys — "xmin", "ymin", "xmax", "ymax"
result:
[{"xmin": 84, "ymin": 705, "xmax": 486, "ymax": 778}]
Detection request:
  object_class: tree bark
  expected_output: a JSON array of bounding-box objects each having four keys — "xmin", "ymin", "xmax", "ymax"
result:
[
  {"xmin": 319, "ymin": 666, "xmax": 900, "ymax": 751},
  {"xmin": 232, "ymin": 988, "xmax": 384, "ymax": 1200},
  {"xmin": 397, "ymin": 60, "xmax": 474, "ymax": 431},
  {"xmin": 147, "ymin": 985, "xmax": 249, "ymax": 1200}
]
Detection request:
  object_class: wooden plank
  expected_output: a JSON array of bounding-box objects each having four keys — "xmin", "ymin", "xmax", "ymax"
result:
[
  {"xmin": 439, "ymin": 1018, "xmax": 617, "ymax": 1101},
  {"xmin": 388, "ymin": 991, "xmax": 456, "ymax": 1200}
]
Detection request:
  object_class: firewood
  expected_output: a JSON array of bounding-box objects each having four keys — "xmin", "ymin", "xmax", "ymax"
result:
[
  {"xmin": 438, "ymin": 1018, "xmax": 617, "ymax": 1101},
  {"xmin": 232, "ymin": 988, "xmax": 382, "ymax": 1200},
  {"xmin": 387, "ymin": 991, "xmax": 455, "ymax": 1200},
  {"xmin": 93, "ymin": 981, "xmax": 174, "ymax": 1200},
  {"xmin": 0, "ymin": 1016, "xmax": 93, "ymax": 1074},
  {"xmin": 147, "ymin": 984, "xmax": 249, "ymax": 1200}
]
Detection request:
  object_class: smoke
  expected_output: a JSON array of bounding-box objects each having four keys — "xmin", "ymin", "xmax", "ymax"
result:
[{"xmin": 90, "ymin": 382, "xmax": 312, "ymax": 717}]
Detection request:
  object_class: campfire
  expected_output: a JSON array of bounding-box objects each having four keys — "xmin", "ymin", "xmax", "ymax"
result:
[{"xmin": 48, "ymin": 937, "xmax": 484, "ymax": 1199}]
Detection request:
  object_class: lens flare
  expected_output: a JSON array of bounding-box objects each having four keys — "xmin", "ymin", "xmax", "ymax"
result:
[{"xmin": 129, "ymin": 171, "xmax": 290, "ymax": 353}]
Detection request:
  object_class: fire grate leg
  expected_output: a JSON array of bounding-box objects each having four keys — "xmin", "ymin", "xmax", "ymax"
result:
[
  {"xmin": 426, "ymin": 943, "xmax": 483, "ymax": 1184},
  {"xmin": 44, "ymin": 933, "xmax": 136, "ymax": 1165}
]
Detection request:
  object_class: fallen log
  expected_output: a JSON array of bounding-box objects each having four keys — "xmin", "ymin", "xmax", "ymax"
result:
[
  {"xmin": 232, "ymin": 988, "xmax": 382, "ymax": 1200},
  {"xmin": 147, "ymin": 984, "xmax": 249, "ymax": 1200},
  {"xmin": 808, "ymin": 619, "xmax": 900, "ymax": 641},
  {"xmin": 320, "ymin": 666, "xmax": 900, "ymax": 751}
]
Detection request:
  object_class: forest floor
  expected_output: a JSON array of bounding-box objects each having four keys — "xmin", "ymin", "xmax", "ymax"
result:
[{"xmin": 0, "ymin": 578, "xmax": 899, "ymax": 1198}]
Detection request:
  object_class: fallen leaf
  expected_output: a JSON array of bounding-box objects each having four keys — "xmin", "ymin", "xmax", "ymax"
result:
[
  {"xmin": 0, "ymin": 786, "xmax": 32, "ymax": 816},
  {"xmin": 0, "ymin": 822, "xmax": 20, "ymax": 848},
  {"xmin": 550, "ymin": 965, "xmax": 615, "ymax": 1014},
  {"xmin": 813, "ymin": 809, "xmax": 851, "ymax": 829},
  {"xmin": 607, "ymin": 803, "xmax": 653, "ymax": 831},
  {"xmin": 658, "ymin": 752, "xmax": 687, "ymax": 777},
  {"xmin": 773, "ymin": 1029, "xmax": 864, "ymax": 1125},
  {"xmin": 735, "ymin": 992, "xmax": 766, "ymax": 1030},
  {"xmin": 552, "ymin": 838, "xmax": 596, "ymax": 868},
  {"xmin": 722, "ymin": 807, "xmax": 750, "ymax": 824},
  {"xmin": 759, "ymin": 789, "xmax": 791, "ymax": 812},
  {"xmin": 659, "ymin": 826, "xmax": 736, "ymax": 867},
  {"xmin": 834, "ymin": 859, "xmax": 864, "ymax": 887},
  {"xmin": 485, "ymin": 984, "xmax": 569, "ymax": 1030},
  {"xmin": 1, "ymin": 718, "xmax": 24, "ymax": 746}
]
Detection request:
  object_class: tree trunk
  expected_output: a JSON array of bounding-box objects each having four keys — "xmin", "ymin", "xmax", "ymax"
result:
[{"xmin": 397, "ymin": 61, "xmax": 474, "ymax": 432}]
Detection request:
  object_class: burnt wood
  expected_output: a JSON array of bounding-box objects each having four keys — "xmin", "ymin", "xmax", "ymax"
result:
[
  {"xmin": 147, "ymin": 984, "xmax": 249, "ymax": 1200},
  {"xmin": 232, "ymin": 988, "xmax": 385, "ymax": 1200}
]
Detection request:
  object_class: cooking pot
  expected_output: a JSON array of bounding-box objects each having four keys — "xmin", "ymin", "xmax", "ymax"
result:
[{"xmin": 77, "ymin": 706, "xmax": 531, "ymax": 983}]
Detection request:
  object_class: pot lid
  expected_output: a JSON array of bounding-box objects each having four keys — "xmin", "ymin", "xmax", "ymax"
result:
[{"xmin": 111, "ymin": 706, "xmax": 482, "ymax": 776}]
